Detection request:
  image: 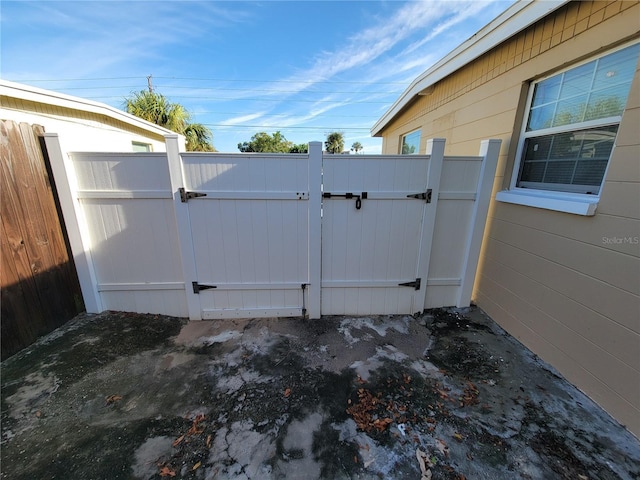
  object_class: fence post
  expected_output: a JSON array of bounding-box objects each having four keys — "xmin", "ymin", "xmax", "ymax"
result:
[
  {"xmin": 165, "ymin": 134, "xmax": 201, "ymax": 320},
  {"xmin": 307, "ymin": 141, "xmax": 322, "ymax": 319},
  {"xmin": 41, "ymin": 133, "xmax": 102, "ymax": 313},
  {"xmin": 457, "ymin": 139, "xmax": 502, "ymax": 308},
  {"xmin": 415, "ymin": 138, "xmax": 446, "ymax": 313}
]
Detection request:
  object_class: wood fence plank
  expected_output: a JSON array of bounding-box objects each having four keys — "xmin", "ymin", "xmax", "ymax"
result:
[{"xmin": 1, "ymin": 120, "xmax": 83, "ymax": 359}]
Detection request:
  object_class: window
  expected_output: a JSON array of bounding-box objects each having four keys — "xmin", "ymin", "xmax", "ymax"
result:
[
  {"xmin": 400, "ymin": 130, "xmax": 421, "ymax": 154},
  {"xmin": 499, "ymin": 42, "xmax": 640, "ymax": 214},
  {"xmin": 132, "ymin": 141, "xmax": 152, "ymax": 152}
]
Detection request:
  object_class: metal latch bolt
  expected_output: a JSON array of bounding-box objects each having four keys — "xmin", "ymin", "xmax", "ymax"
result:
[{"xmin": 323, "ymin": 191, "xmax": 368, "ymax": 210}]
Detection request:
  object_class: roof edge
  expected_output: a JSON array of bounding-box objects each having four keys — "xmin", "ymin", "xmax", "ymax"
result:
[
  {"xmin": 0, "ymin": 79, "xmax": 182, "ymax": 139},
  {"xmin": 371, "ymin": 0, "xmax": 570, "ymax": 137}
]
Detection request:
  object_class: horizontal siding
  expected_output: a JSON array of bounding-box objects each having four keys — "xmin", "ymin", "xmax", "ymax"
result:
[
  {"xmin": 476, "ymin": 266, "xmax": 639, "ymax": 409},
  {"xmin": 597, "ymin": 182, "xmax": 640, "ymax": 219},
  {"xmin": 483, "ymin": 239, "xmax": 639, "ymax": 367},
  {"xmin": 475, "ymin": 285, "xmax": 640, "ymax": 436},
  {"xmin": 483, "ymin": 229, "xmax": 639, "ymax": 333},
  {"xmin": 605, "ymin": 145, "xmax": 640, "ymax": 182},
  {"xmin": 495, "ymin": 201, "xmax": 640, "ymax": 256},
  {"xmin": 489, "ymin": 218, "xmax": 640, "ymax": 295}
]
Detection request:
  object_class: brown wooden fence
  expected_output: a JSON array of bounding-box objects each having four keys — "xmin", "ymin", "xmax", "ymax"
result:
[{"xmin": 1, "ymin": 120, "xmax": 83, "ymax": 360}]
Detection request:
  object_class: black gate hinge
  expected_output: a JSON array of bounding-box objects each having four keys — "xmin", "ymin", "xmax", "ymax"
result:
[
  {"xmin": 407, "ymin": 189, "xmax": 432, "ymax": 203},
  {"xmin": 192, "ymin": 282, "xmax": 216, "ymax": 294},
  {"xmin": 179, "ymin": 187, "xmax": 207, "ymax": 203},
  {"xmin": 398, "ymin": 278, "xmax": 421, "ymax": 290}
]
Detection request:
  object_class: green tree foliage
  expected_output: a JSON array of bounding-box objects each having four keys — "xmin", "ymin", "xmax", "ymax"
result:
[
  {"xmin": 325, "ymin": 131, "xmax": 345, "ymax": 154},
  {"xmin": 289, "ymin": 143, "xmax": 309, "ymax": 153},
  {"xmin": 351, "ymin": 141, "xmax": 363, "ymax": 154},
  {"xmin": 124, "ymin": 90, "xmax": 215, "ymax": 152},
  {"xmin": 184, "ymin": 123, "xmax": 215, "ymax": 152},
  {"xmin": 237, "ymin": 131, "xmax": 297, "ymax": 153}
]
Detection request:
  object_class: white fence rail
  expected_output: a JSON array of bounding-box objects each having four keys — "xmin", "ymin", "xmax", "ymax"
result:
[{"xmin": 45, "ymin": 135, "xmax": 500, "ymax": 320}]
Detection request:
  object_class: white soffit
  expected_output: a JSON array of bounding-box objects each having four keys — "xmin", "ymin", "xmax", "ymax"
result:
[{"xmin": 371, "ymin": 0, "xmax": 570, "ymax": 137}]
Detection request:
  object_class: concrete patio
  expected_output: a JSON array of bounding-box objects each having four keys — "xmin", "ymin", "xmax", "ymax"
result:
[{"xmin": 1, "ymin": 307, "xmax": 639, "ymax": 479}]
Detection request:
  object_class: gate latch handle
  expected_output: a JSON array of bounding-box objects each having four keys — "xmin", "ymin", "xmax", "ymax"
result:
[{"xmin": 323, "ymin": 191, "xmax": 367, "ymax": 210}]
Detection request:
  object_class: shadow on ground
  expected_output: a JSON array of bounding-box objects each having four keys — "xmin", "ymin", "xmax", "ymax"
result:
[{"xmin": 2, "ymin": 307, "xmax": 639, "ymax": 479}]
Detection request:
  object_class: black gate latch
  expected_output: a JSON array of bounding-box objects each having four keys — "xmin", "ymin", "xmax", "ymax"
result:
[{"xmin": 323, "ymin": 191, "xmax": 368, "ymax": 210}]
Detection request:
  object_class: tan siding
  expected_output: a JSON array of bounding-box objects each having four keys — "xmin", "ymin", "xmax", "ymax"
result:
[
  {"xmin": 480, "ymin": 256, "xmax": 639, "ymax": 381},
  {"xmin": 475, "ymin": 285, "xmax": 640, "ymax": 435},
  {"xmin": 495, "ymin": 201, "xmax": 640, "ymax": 256},
  {"xmin": 605, "ymin": 145, "xmax": 640, "ymax": 182},
  {"xmin": 484, "ymin": 230, "xmax": 639, "ymax": 332},
  {"xmin": 379, "ymin": 0, "xmax": 640, "ymax": 436},
  {"xmin": 597, "ymin": 182, "xmax": 640, "ymax": 219}
]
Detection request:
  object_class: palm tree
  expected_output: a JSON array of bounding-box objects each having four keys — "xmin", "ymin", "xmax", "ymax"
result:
[
  {"xmin": 325, "ymin": 131, "xmax": 344, "ymax": 154},
  {"xmin": 351, "ymin": 142, "xmax": 363, "ymax": 154},
  {"xmin": 124, "ymin": 90, "xmax": 215, "ymax": 152},
  {"xmin": 185, "ymin": 123, "xmax": 215, "ymax": 152}
]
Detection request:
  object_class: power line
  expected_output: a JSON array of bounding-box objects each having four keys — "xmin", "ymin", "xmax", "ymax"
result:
[
  {"xmin": 87, "ymin": 95, "xmax": 392, "ymax": 104},
  {"xmin": 15, "ymin": 75, "xmax": 407, "ymax": 86},
  {"xmin": 205, "ymin": 124, "xmax": 371, "ymax": 130}
]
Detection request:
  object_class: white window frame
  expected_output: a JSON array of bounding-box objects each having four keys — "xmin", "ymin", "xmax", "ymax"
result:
[
  {"xmin": 400, "ymin": 129, "xmax": 421, "ymax": 154},
  {"xmin": 132, "ymin": 141, "xmax": 153, "ymax": 152},
  {"xmin": 497, "ymin": 41, "xmax": 639, "ymax": 216}
]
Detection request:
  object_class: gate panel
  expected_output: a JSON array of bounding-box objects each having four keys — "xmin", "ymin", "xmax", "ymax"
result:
[
  {"xmin": 181, "ymin": 153, "xmax": 310, "ymax": 318},
  {"xmin": 321, "ymin": 155, "xmax": 431, "ymax": 315}
]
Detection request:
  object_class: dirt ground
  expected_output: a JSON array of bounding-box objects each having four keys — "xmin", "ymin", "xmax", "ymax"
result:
[{"xmin": 1, "ymin": 307, "xmax": 639, "ymax": 479}]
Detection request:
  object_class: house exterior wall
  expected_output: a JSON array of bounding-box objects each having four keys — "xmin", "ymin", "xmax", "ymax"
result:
[
  {"xmin": 0, "ymin": 96, "xmax": 170, "ymax": 155},
  {"xmin": 379, "ymin": 0, "xmax": 640, "ymax": 436}
]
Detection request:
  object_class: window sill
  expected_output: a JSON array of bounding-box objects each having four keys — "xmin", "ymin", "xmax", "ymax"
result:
[{"xmin": 495, "ymin": 190, "xmax": 598, "ymax": 216}]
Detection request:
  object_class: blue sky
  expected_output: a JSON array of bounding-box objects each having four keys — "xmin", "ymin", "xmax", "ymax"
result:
[{"xmin": 1, "ymin": 0, "xmax": 516, "ymax": 153}]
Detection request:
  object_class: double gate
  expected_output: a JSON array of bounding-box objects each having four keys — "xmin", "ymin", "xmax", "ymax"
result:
[{"xmin": 51, "ymin": 136, "xmax": 500, "ymax": 320}]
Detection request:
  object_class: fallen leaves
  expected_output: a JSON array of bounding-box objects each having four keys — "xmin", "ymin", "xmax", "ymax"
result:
[
  {"xmin": 284, "ymin": 388, "xmax": 291, "ymax": 398},
  {"xmin": 460, "ymin": 382, "xmax": 479, "ymax": 407},
  {"xmin": 159, "ymin": 465, "xmax": 176, "ymax": 477},
  {"xmin": 162, "ymin": 413, "xmax": 211, "ymax": 477},
  {"xmin": 346, "ymin": 388, "xmax": 388, "ymax": 433},
  {"xmin": 186, "ymin": 414, "xmax": 205, "ymax": 436}
]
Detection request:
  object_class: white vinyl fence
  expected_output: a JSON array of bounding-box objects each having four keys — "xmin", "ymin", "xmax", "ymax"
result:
[{"xmin": 44, "ymin": 134, "xmax": 500, "ymax": 320}]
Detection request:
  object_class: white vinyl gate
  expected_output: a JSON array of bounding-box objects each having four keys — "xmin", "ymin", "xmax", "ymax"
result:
[{"xmin": 47, "ymin": 135, "xmax": 500, "ymax": 320}]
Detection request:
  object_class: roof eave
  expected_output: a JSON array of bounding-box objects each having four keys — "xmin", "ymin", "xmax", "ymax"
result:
[
  {"xmin": 0, "ymin": 79, "xmax": 183, "ymax": 139},
  {"xmin": 371, "ymin": 0, "xmax": 571, "ymax": 137}
]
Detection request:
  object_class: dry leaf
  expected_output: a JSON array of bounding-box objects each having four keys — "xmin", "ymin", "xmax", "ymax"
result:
[
  {"xmin": 105, "ymin": 394, "xmax": 123, "ymax": 405},
  {"xmin": 436, "ymin": 438, "xmax": 449, "ymax": 457},
  {"xmin": 416, "ymin": 448, "xmax": 433, "ymax": 480},
  {"xmin": 284, "ymin": 388, "xmax": 291, "ymax": 398},
  {"xmin": 192, "ymin": 461, "xmax": 202, "ymax": 471},
  {"xmin": 453, "ymin": 432, "xmax": 464, "ymax": 441},
  {"xmin": 159, "ymin": 466, "xmax": 176, "ymax": 477},
  {"xmin": 206, "ymin": 434, "xmax": 212, "ymax": 448},
  {"xmin": 172, "ymin": 435, "xmax": 184, "ymax": 447}
]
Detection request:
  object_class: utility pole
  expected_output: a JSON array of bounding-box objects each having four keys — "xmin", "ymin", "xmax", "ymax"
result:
[{"xmin": 147, "ymin": 75, "xmax": 153, "ymax": 93}]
